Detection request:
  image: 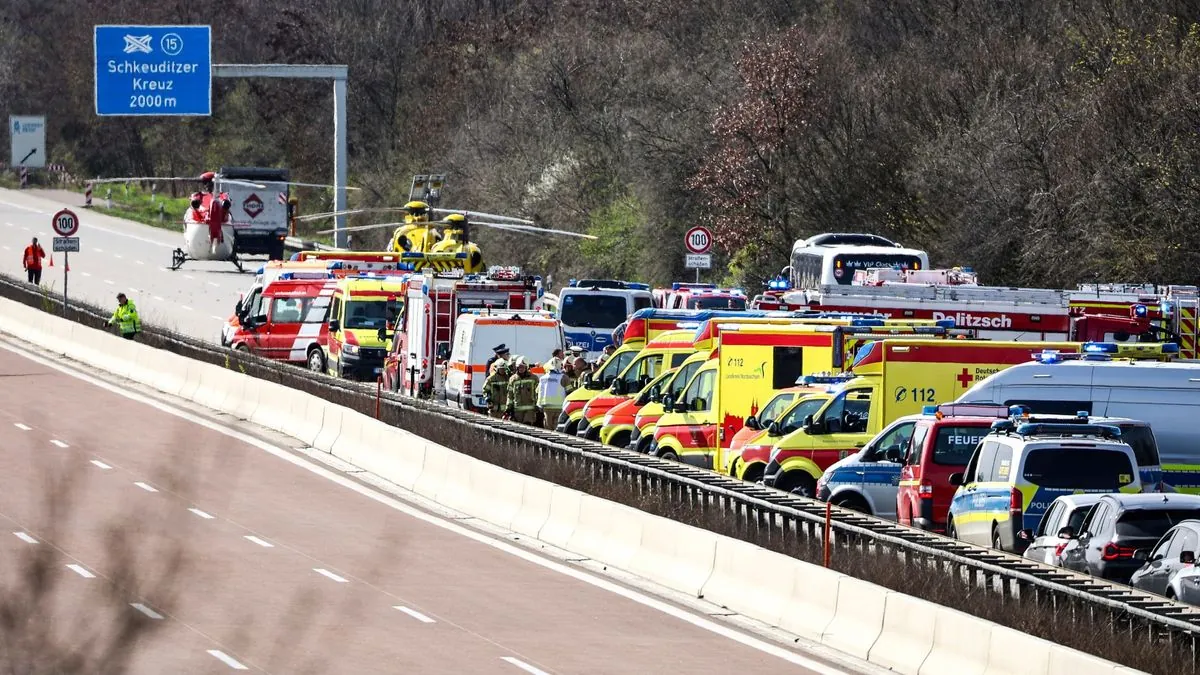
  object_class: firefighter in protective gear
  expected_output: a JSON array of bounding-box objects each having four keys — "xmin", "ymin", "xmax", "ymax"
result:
[
  {"xmin": 484, "ymin": 359, "xmax": 511, "ymax": 418},
  {"xmin": 507, "ymin": 357, "xmax": 540, "ymax": 425},
  {"xmin": 106, "ymin": 293, "xmax": 142, "ymax": 340},
  {"xmin": 537, "ymin": 358, "xmax": 568, "ymax": 430}
]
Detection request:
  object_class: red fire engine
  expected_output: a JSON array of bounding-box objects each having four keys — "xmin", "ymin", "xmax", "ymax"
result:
[{"xmin": 383, "ymin": 266, "xmax": 544, "ymax": 395}]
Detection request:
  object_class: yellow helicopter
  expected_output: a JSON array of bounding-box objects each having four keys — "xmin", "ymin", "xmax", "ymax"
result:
[{"xmin": 299, "ymin": 175, "xmax": 596, "ymax": 274}]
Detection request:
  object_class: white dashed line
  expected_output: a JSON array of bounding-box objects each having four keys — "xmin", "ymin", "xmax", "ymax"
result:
[
  {"xmin": 20, "ymin": 226, "xmax": 29, "ymax": 231},
  {"xmin": 13, "ymin": 423, "xmax": 31, "ymax": 431},
  {"xmin": 134, "ymin": 482, "xmax": 158, "ymax": 493},
  {"xmin": 94, "ymin": 248, "xmax": 104, "ymax": 253},
  {"xmin": 136, "ymin": 260, "xmax": 145, "ymax": 265},
  {"xmin": 66, "ymin": 564, "xmax": 95, "ymax": 579},
  {"xmin": 180, "ymin": 305, "xmax": 193, "ymax": 311},
  {"xmin": 393, "ymin": 606, "xmax": 436, "ymax": 623},
  {"xmin": 188, "ymin": 508, "xmax": 214, "ymax": 520},
  {"xmin": 81, "ymin": 272, "xmax": 92, "ymax": 277},
  {"xmin": 13, "ymin": 532, "xmax": 37, "ymax": 544},
  {"xmin": 206, "ymin": 650, "xmax": 249, "ymax": 670},
  {"xmin": 207, "ymin": 282, "xmax": 219, "ymax": 288},
  {"xmin": 183, "ymin": 274, "xmax": 194, "ymax": 280},
  {"xmin": 113, "ymin": 254, "xmax": 123, "ymax": 259},
  {"xmin": 130, "ymin": 603, "xmax": 163, "ymax": 619},
  {"xmin": 244, "ymin": 535, "xmax": 274, "ymax": 548},
  {"xmin": 50, "ymin": 440, "xmax": 69, "ymax": 448},
  {"xmin": 2, "ymin": 222, "xmax": 10, "ymax": 226},
  {"xmin": 313, "ymin": 568, "xmax": 348, "ymax": 583},
  {"xmin": 153, "ymin": 295, "xmax": 165, "ymax": 302},
  {"xmin": 90, "ymin": 460, "xmax": 112, "ymax": 470},
  {"xmin": 210, "ymin": 315, "xmax": 223, "ymax": 321},
  {"xmin": 1, "ymin": 245, "xmax": 8, "ymax": 251},
  {"xmin": 501, "ymin": 657, "xmax": 552, "ymax": 675},
  {"xmin": 104, "ymin": 280, "xmax": 114, "ymax": 285}
]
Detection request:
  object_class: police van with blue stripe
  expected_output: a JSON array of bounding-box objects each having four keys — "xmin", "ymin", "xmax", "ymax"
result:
[{"xmin": 545, "ymin": 280, "xmax": 654, "ymax": 360}]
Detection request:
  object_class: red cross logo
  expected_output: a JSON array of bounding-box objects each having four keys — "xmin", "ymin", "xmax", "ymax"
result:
[{"xmin": 956, "ymin": 367, "xmax": 974, "ymax": 388}]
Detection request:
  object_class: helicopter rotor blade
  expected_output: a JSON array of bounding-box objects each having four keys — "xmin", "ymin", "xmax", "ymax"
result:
[
  {"xmin": 88, "ymin": 176, "xmax": 197, "ymax": 184},
  {"xmin": 217, "ymin": 178, "xmax": 269, "ymax": 189},
  {"xmin": 430, "ymin": 208, "xmax": 535, "ymax": 225},
  {"xmin": 295, "ymin": 207, "xmax": 411, "ymax": 222},
  {"xmin": 276, "ymin": 181, "xmax": 363, "ymax": 190},
  {"xmin": 474, "ymin": 221, "xmax": 598, "ymax": 239},
  {"xmin": 312, "ymin": 221, "xmax": 407, "ymax": 235}
]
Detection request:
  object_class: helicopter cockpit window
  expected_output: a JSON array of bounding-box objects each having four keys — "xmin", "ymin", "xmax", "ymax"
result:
[{"xmin": 344, "ymin": 300, "xmax": 389, "ymax": 330}]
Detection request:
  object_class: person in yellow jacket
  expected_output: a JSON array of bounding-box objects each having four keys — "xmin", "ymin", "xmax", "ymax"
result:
[
  {"xmin": 484, "ymin": 359, "xmax": 511, "ymax": 418},
  {"xmin": 506, "ymin": 357, "xmax": 540, "ymax": 425},
  {"xmin": 106, "ymin": 293, "xmax": 141, "ymax": 340}
]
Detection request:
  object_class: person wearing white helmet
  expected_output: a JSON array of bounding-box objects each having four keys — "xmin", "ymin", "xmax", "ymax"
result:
[
  {"xmin": 483, "ymin": 358, "xmax": 511, "ymax": 418},
  {"xmin": 506, "ymin": 356, "xmax": 540, "ymax": 425},
  {"xmin": 538, "ymin": 356, "xmax": 568, "ymax": 430}
]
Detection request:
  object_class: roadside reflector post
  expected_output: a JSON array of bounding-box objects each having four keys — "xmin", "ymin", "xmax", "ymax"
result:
[
  {"xmin": 824, "ymin": 501, "xmax": 832, "ymax": 568},
  {"xmin": 105, "ymin": 188, "xmax": 112, "ymax": 209},
  {"xmin": 376, "ymin": 375, "xmax": 382, "ymax": 419},
  {"xmin": 159, "ymin": 202, "xmax": 165, "ymax": 222}
]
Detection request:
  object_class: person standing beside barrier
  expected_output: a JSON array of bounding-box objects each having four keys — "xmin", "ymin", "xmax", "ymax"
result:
[
  {"xmin": 538, "ymin": 358, "xmax": 568, "ymax": 430},
  {"xmin": 106, "ymin": 293, "xmax": 141, "ymax": 340},
  {"xmin": 507, "ymin": 357, "xmax": 540, "ymax": 425},
  {"xmin": 484, "ymin": 359, "xmax": 511, "ymax": 418},
  {"xmin": 21, "ymin": 237, "xmax": 45, "ymax": 284}
]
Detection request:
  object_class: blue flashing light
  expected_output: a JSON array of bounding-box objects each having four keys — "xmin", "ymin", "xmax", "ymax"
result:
[
  {"xmin": 767, "ymin": 277, "xmax": 792, "ymax": 291},
  {"xmin": 922, "ymin": 405, "xmax": 937, "ymax": 415},
  {"xmin": 991, "ymin": 419, "xmax": 1016, "ymax": 433},
  {"xmin": 1008, "ymin": 404, "xmax": 1032, "ymax": 418},
  {"xmin": 1164, "ymin": 343, "xmax": 1180, "ymax": 354},
  {"xmin": 255, "ymin": 265, "xmax": 266, "ymax": 275},
  {"xmin": 798, "ymin": 373, "xmax": 856, "ymax": 386},
  {"xmin": 935, "ymin": 319, "xmax": 956, "ymax": 329},
  {"xmin": 1015, "ymin": 422, "xmax": 1121, "ymax": 439},
  {"xmin": 1076, "ymin": 410, "xmax": 1089, "ymax": 419},
  {"xmin": 569, "ymin": 278, "xmax": 578, "ymax": 287},
  {"xmin": 850, "ymin": 318, "xmax": 885, "ymax": 327},
  {"xmin": 1036, "ymin": 350, "xmax": 1062, "ymax": 364},
  {"xmin": 1134, "ymin": 304, "xmax": 1149, "ymax": 318},
  {"xmin": 627, "ymin": 282, "xmax": 651, "ymax": 291},
  {"xmin": 1083, "ymin": 342, "xmax": 1119, "ymax": 354}
]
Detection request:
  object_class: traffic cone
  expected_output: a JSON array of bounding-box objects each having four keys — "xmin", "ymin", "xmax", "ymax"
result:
[{"xmin": 48, "ymin": 253, "xmax": 53, "ymax": 267}]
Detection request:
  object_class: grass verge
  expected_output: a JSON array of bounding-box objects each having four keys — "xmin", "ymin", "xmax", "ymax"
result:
[{"xmin": 72, "ymin": 183, "xmax": 190, "ymax": 232}]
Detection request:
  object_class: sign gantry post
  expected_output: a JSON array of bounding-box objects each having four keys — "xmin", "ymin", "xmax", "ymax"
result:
[{"xmin": 50, "ymin": 209, "xmax": 80, "ymax": 317}]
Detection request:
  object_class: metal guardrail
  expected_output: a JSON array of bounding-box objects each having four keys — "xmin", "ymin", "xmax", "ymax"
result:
[{"xmin": 0, "ymin": 272, "xmax": 1194, "ymax": 669}]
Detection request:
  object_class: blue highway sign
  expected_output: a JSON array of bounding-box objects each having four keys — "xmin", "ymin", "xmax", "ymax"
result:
[{"xmin": 94, "ymin": 25, "xmax": 211, "ymax": 116}]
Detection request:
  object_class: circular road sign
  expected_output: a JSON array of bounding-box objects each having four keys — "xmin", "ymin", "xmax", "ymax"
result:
[
  {"xmin": 685, "ymin": 226, "xmax": 713, "ymax": 254},
  {"xmin": 51, "ymin": 208, "xmax": 79, "ymax": 237}
]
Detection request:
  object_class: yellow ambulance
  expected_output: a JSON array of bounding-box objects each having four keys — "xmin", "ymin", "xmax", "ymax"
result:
[{"xmin": 326, "ymin": 274, "xmax": 408, "ymax": 380}]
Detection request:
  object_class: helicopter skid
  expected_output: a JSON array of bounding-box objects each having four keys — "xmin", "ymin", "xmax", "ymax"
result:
[{"xmin": 170, "ymin": 247, "xmax": 244, "ymax": 273}]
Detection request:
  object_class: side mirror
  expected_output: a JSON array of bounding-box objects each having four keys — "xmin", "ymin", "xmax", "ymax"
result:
[
  {"xmin": 745, "ymin": 415, "xmax": 760, "ymax": 431},
  {"xmin": 766, "ymin": 421, "xmax": 782, "ymax": 437},
  {"xmin": 660, "ymin": 394, "xmax": 674, "ymax": 409},
  {"xmin": 672, "ymin": 401, "xmax": 689, "ymax": 413},
  {"xmin": 377, "ymin": 326, "xmax": 388, "ymax": 342},
  {"xmin": 1018, "ymin": 529, "xmax": 1034, "ymax": 541},
  {"xmin": 435, "ymin": 343, "xmax": 451, "ymax": 361},
  {"xmin": 1133, "ymin": 548, "xmax": 1150, "ymax": 562},
  {"xmin": 1057, "ymin": 526, "xmax": 1076, "ymax": 540},
  {"xmin": 611, "ymin": 379, "xmax": 627, "ymax": 395},
  {"xmin": 328, "ymin": 319, "xmax": 341, "ymax": 333},
  {"xmin": 949, "ymin": 472, "xmax": 965, "ymax": 486},
  {"xmin": 1182, "ymin": 550, "xmax": 1196, "ymax": 565},
  {"xmin": 885, "ymin": 445, "xmax": 903, "ymax": 463},
  {"xmin": 582, "ymin": 373, "xmax": 594, "ymax": 388}
]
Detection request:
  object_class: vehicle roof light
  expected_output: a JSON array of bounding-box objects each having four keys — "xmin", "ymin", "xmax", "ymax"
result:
[
  {"xmin": 922, "ymin": 405, "xmax": 937, "ymax": 415},
  {"xmin": 1036, "ymin": 350, "xmax": 1062, "ymax": 364},
  {"xmin": 1083, "ymin": 342, "xmax": 1119, "ymax": 354}
]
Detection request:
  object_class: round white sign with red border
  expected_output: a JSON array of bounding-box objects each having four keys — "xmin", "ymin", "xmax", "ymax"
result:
[
  {"xmin": 51, "ymin": 208, "xmax": 79, "ymax": 237},
  {"xmin": 685, "ymin": 226, "xmax": 712, "ymax": 254}
]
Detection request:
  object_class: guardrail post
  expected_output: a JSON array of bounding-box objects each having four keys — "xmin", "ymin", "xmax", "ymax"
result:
[
  {"xmin": 823, "ymin": 501, "xmax": 832, "ymax": 568},
  {"xmin": 375, "ymin": 376, "xmax": 382, "ymax": 419}
]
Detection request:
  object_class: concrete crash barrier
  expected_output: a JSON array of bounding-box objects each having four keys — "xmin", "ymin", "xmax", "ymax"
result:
[{"xmin": 0, "ymin": 297, "xmax": 1148, "ymax": 675}]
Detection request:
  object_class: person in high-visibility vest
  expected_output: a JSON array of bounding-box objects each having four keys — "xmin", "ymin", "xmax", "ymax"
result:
[
  {"xmin": 538, "ymin": 358, "xmax": 568, "ymax": 430},
  {"xmin": 506, "ymin": 357, "xmax": 540, "ymax": 425},
  {"xmin": 106, "ymin": 293, "xmax": 142, "ymax": 340},
  {"xmin": 21, "ymin": 237, "xmax": 45, "ymax": 284}
]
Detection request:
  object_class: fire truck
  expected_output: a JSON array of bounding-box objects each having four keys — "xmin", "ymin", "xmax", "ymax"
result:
[
  {"xmin": 1069, "ymin": 284, "xmax": 1200, "ymax": 358},
  {"xmin": 783, "ymin": 270, "xmax": 1171, "ymax": 345},
  {"xmin": 383, "ymin": 266, "xmax": 544, "ymax": 396}
]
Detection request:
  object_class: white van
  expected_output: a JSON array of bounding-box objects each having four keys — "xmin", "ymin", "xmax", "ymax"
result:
[
  {"xmin": 441, "ymin": 311, "xmax": 565, "ymax": 411},
  {"xmin": 957, "ymin": 356, "xmax": 1200, "ymax": 488}
]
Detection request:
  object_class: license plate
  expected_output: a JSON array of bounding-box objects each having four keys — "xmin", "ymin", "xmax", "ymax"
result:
[{"xmin": 373, "ymin": 367, "xmax": 383, "ymax": 375}]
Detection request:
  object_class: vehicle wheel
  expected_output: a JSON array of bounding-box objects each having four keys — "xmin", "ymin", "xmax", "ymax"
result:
[
  {"xmin": 584, "ymin": 425, "xmax": 601, "ymax": 441},
  {"xmin": 635, "ymin": 436, "xmax": 653, "ymax": 454},
  {"xmin": 1167, "ymin": 589, "xmax": 1178, "ymax": 601},
  {"xmin": 564, "ymin": 419, "xmax": 579, "ymax": 436},
  {"xmin": 832, "ymin": 494, "xmax": 872, "ymax": 515},
  {"xmin": 739, "ymin": 463, "xmax": 765, "ymax": 484},
  {"xmin": 778, "ymin": 473, "xmax": 817, "ymax": 498},
  {"xmin": 659, "ymin": 449, "xmax": 679, "ymax": 462},
  {"xmin": 608, "ymin": 431, "xmax": 631, "ymax": 448},
  {"xmin": 991, "ymin": 524, "xmax": 1004, "ymax": 552},
  {"xmin": 307, "ymin": 348, "xmax": 326, "ymax": 373},
  {"xmin": 946, "ymin": 517, "xmax": 958, "ymax": 540},
  {"xmin": 233, "ymin": 342, "xmax": 249, "ymax": 353}
]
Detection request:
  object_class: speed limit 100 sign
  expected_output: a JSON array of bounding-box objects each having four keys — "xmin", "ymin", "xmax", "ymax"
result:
[
  {"xmin": 51, "ymin": 208, "xmax": 79, "ymax": 237},
  {"xmin": 685, "ymin": 226, "xmax": 712, "ymax": 254}
]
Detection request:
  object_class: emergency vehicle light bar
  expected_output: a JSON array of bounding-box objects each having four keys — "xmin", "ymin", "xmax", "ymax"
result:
[
  {"xmin": 797, "ymin": 373, "xmax": 856, "ymax": 386},
  {"xmin": 671, "ymin": 282, "xmax": 716, "ymax": 291},
  {"xmin": 923, "ymin": 403, "xmax": 1011, "ymax": 419},
  {"xmin": 766, "ymin": 277, "xmax": 791, "ymax": 291}
]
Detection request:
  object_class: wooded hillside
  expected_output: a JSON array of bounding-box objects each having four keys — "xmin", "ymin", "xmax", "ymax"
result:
[{"xmin": 4, "ymin": 1, "xmax": 1200, "ymax": 290}]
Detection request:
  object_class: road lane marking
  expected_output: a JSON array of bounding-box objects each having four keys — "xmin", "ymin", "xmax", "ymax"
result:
[
  {"xmin": 183, "ymin": 274, "xmax": 194, "ymax": 280},
  {"xmin": 113, "ymin": 254, "xmax": 123, "ymax": 259},
  {"xmin": 501, "ymin": 657, "xmax": 552, "ymax": 675},
  {"xmin": 134, "ymin": 481, "xmax": 158, "ymax": 492},
  {"xmin": 189, "ymin": 508, "xmax": 214, "ymax": 519},
  {"xmin": 81, "ymin": 272, "xmax": 92, "ymax": 277},
  {"xmin": 104, "ymin": 280, "xmax": 114, "ymax": 285},
  {"xmin": 0, "ymin": 200, "xmax": 44, "ymax": 214},
  {"xmin": 1, "ymin": 245, "xmax": 8, "ymax": 251},
  {"xmin": 13, "ymin": 532, "xmax": 37, "ymax": 544},
  {"xmin": 130, "ymin": 603, "xmax": 163, "ymax": 619},
  {"xmin": 393, "ymin": 606, "xmax": 435, "ymax": 623},
  {"xmin": 136, "ymin": 260, "xmax": 145, "ymax": 265},
  {"xmin": 94, "ymin": 248, "xmax": 104, "ymax": 253},
  {"xmin": 66, "ymin": 564, "xmax": 95, "ymax": 579},
  {"xmin": 50, "ymin": 440, "xmax": 69, "ymax": 448},
  {"xmin": 207, "ymin": 282, "xmax": 219, "ymax": 288},
  {"xmin": 180, "ymin": 305, "xmax": 193, "ymax": 311},
  {"xmin": 90, "ymin": 460, "xmax": 112, "ymax": 470},
  {"xmin": 20, "ymin": 226, "xmax": 28, "ymax": 231},
  {"xmin": 244, "ymin": 535, "xmax": 274, "ymax": 548},
  {"xmin": 313, "ymin": 568, "xmax": 348, "ymax": 583},
  {"xmin": 153, "ymin": 295, "xmax": 165, "ymax": 302},
  {"xmin": 4, "ymin": 341, "xmax": 846, "ymax": 674},
  {"xmin": 13, "ymin": 423, "xmax": 30, "ymax": 431},
  {"xmin": 206, "ymin": 650, "xmax": 249, "ymax": 670},
  {"xmin": 210, "ymin": 315, "xmax": 224, "ymax": 321}
]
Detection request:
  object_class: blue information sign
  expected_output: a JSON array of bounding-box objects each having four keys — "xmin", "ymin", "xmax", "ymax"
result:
[{"xmin": 94, "ymin": 25, "xmax": 211, "ymax": 116}]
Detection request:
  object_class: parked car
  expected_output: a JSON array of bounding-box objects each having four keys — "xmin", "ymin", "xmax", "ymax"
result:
[
  {"xmin": 1129, "ymin": 519, "xmax": 1200, "ymax": 602},
  {"xmin": 1061, "ymin": 494, "xmax": 1200, "ymax": 584},
  {"xmin": 1022, "ymin": 494, "xmax": 1104, "ymax": 567}
]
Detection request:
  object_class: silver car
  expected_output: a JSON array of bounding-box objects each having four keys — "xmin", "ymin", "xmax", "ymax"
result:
[
  {"xmin": 1130, "ymin": 519, "xmax": 1200, "ymax": 604},
  {"xmin": 1022, "ymin": 494, "xmax": 1103, "ymax": 567}
]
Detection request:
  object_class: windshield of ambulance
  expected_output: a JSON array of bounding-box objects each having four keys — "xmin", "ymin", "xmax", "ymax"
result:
[
  {"xmin": 620, "ymin": 353, "xmax": 663, "ymax": 384},
  {"xmin": 687, "ymin": 296, "xmax": 747, "ymax": 310},
  {"xmin": 344, "ymin": 300, "xmax": 389, "ymax": 330},
  {"xmin": 560, "ymin": 293, "xmax": 629, "ymax": 328},
  {"xmin": 776, "ymin": 397, "xmax": 829, "ymax": 434},
  {"xmin": 932, "ymin": 426, "xmax": 989, "ymax": 466},
  {"xmin": 1021, "ymin": 448, "xmax": 1135, "ymax": 490},
  {"xmin": 832, "ymin": 254, "xmax": 923, "ymax": 285},
  {"xmin": 758, "ymin": 392, "xmax": 798, "ymax": 425}
]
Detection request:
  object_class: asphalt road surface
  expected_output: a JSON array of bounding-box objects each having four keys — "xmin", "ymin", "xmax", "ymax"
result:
[
  {"xmin": 0, "ymin": 343, "xmax": 865, "ymax": 674},
  {"xmin": 0, "ymin": 187, "xmax": 253, "ymax": 341}
]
